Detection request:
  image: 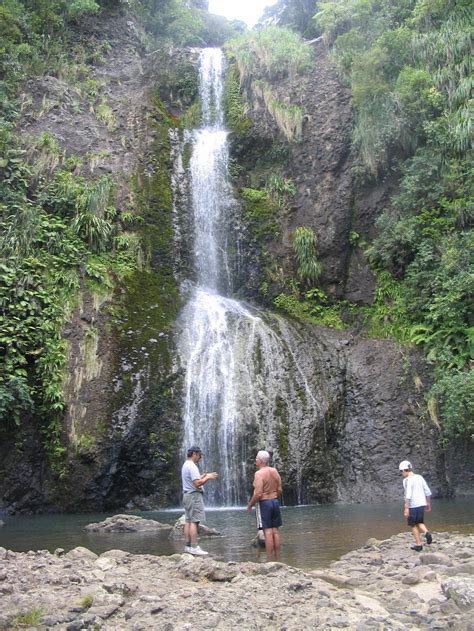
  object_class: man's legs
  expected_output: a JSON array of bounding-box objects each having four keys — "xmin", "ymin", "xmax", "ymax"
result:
[
  {"xmin": 272, "ymin": 528, "xmax": 281, "ymax": 560},
  {"xmin": 418, "ymin": 522, "xmax": 428, "ymax": 535},
  {"xmin": 263, "ymin": 528, "xmax": 274, "ymax": 560},
  {"xmin": 411, "ymin": 525, "xmax": 422, "ymax": 545},
  {"xmin": 263, "ymin": 528, "xmax": 281, "ymax": 561},
  {"xmin": 184, "ymin": 521, "xmax": 199, "ymax": 547}
]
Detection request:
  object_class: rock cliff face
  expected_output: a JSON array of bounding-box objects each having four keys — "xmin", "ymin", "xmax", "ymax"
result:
[
  {"xmin": 231, "ymin": 40, "xmax": 366, "ymax": 300},
  {"xmin": 249, "ymin": 319, "xmax": 448, "ymax": 504},
  {"xmin": 0, "ymin": 12, "xmax": 470, "ymax": 514},
  {"xmin": 0, "ymin": 15, "xmax": 193, "ymax": 513}
]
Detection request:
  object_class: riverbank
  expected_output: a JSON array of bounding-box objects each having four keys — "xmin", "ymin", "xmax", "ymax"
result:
[{"xmin": 1, "ymin": 532, "xmax": 473, "ymax": 629}]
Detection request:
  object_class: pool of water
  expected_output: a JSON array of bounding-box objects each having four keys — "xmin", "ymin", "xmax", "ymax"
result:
[{"xmin": 1, "ymin": 499, "xmax": 473, "ymax": 569}]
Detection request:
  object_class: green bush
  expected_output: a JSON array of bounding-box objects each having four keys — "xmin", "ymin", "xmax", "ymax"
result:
[
  {"xmin": 318, "ymin": 0, "xmax": 473, "ymax": 441},
  {"xmin": 226, "ymin": 26, "xmax": 312, "ymax": 82},
  {"xmin": 67, "ymin": 0, "xmax": 100, "ymax": 21},
  {"xmin": 431, "ymin": 369, "xmax": 474, "ymax": 441},
  {"xmin": 292, "ymin": 226, "xmax": 321, "ymax": 286}
]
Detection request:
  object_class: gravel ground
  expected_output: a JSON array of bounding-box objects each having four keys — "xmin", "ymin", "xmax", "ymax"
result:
[{"xmin": 0, "ymin": 531, "xmax": 473, "ymax": 630}]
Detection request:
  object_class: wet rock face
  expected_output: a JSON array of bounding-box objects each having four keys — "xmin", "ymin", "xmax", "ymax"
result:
[
  {"xmin": 252, "ymin": 321, "xmax": 448, "ymax": 505},
  {"xmin": 234, "ymin": 41, "xmax": 355, "ymax": 299},
  {"xmin": 0, "ymin": 13, "xmax": 188, "ymax": 515},
  {"xmin": 0, "ymin": 532, "xmax": 472, "ymax": 630}
]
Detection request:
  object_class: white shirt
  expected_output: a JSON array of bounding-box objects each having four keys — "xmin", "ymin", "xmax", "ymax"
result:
[
  {"xmin": 182, "ymin": 459, "xmax": 202, "ymax": 493},
  {"xmin": 403, "ymin": 473, "xmax": 431, "ymax": 508}
]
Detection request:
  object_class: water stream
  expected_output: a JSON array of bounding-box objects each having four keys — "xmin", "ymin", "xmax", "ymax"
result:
[
  {"xmin": 176, "ymin": 48, "xmax": 326, "ymax": 506},
  {"xmin": 1, "ymin": 500, "xmax": 473, "ymax": 569}
]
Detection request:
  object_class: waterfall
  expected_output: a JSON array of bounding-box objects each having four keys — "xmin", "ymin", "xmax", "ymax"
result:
[{"xmin": 177, "ymin": 48, "xmax": 324, "ymax": 506}]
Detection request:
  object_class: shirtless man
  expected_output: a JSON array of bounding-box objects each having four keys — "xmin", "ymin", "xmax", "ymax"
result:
[{"xmin": 247, "ymin": 450, "xmax": 283, "ymax": 561}]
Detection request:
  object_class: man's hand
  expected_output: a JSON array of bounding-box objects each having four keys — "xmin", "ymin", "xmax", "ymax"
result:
[
  {"xmin": 426, "ymin": 504, "xmax": 431, "ymax": 512},
  {"xmin": 404, "ymin": 507, "xmax": 409, "ymax": 517},
  {"xmin": 246, "ymin": 505, "xmax": 253, "ymax": 513},
  {"xmin": 206, "ymin": 471, "xmax": 218, "ymax": 481}
]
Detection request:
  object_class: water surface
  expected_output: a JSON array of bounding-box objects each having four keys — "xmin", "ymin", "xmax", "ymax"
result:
[{"xmin": 1, "ymin": 499, "xmax": 473, "ymax": 569}]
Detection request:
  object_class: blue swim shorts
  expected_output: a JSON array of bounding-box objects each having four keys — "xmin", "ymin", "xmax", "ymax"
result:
[
  {"xmin": 258, "ymin": 498, "xmax": 282, "ymax": 529},
  {"xmin": 407, "ymin": 506, "xmax": 425, "ymax": 527}
]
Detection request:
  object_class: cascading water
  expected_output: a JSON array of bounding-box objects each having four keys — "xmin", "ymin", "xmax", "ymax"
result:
[{"xmin": 177, "ymin": 49, "xmax": 325, "ymax": 506}]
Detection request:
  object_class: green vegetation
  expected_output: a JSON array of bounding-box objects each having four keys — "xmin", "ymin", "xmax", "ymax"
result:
[
  {"xmin": 134, "ymin": 0, "xmax": 237, "ymax": 47},
  {"xmin": 252, "ymin": 80, "xmax": 304, "ymax": 142},
  {"xmin": 226, "ymin": 26, "xmax": 312, "ymax": 81},
  {"xmin": 313, "ymin": 0, "xmax": 473, "ymax": 441},
  {"xmin": 292, "ymin": 226, "xmax": 322, "ymax": 286},
  {"xmin": 80, "ymin": 594, "xmax": 94, "ymax": 608},
  {"xmin": 0, "ymin": 0, "xmax": 181, "ymax": 475},
  {"xmin": 274, "ymin": 289, "xmax": 344, "ymax": 330},
  {"xmin": 223, "ymin": 63, "xmax": 251, "ymax": 135},
  {"xmin": 240, "ymin": 187, "xmax": 280, "ymax": 243},
  {"xmin": 225, "ymin": 26, "xmax": 309, "ymax": 143},
  {"xmin": 10, "ymin": 608, "xmax": 43, "ymax": 628},
  {"xmin": 0, "ymin": 127, "xmax": 143, "ymax": 472}
]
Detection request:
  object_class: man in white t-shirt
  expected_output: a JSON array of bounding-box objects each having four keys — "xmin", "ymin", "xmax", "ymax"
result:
[
  {"xmin": 181, "ymin": 446, "xmax": 218, "ymax": 556},
  {"xmin": 399, "ymin": 459, "xmax": 433, "ymax": 551}
]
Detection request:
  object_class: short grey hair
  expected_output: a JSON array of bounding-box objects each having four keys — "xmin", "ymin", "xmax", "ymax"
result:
[{"xmin": 257, "ymin": 450, "xmax": 270, "ymax": 464}]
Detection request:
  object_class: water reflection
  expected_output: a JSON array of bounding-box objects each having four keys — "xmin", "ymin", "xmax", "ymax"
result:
[{"xmin": 1, "ymin": 499, "xmax": 473, "ymax": 569}]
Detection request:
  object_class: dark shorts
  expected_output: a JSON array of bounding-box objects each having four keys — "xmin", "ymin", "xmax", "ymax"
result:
[
  {"xmin": 407, "ymin": 506, "xmax": 425, "ymax": 527},
  {"xmin": 258, "ymin": 499, "xmax": 282, "ymax": 529}
]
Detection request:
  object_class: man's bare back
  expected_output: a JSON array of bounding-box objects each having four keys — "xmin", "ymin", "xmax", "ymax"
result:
[{"xmin": 254, "ymin": 466, "xmax": 282, "ymax": 500}]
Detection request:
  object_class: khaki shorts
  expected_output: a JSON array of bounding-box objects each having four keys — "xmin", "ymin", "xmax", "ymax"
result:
[{"xmin": 183, "ymin": 492, "xmax": 206, "ymax": 524}]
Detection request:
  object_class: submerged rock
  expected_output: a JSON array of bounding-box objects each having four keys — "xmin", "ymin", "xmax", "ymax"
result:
[
  {"xmin": 84, "ymin": 514, "xmax": 172, "ymax": 532},
  {"xmin": 168, "ymin": 514, "xmax": 220, "ymax": 539}
]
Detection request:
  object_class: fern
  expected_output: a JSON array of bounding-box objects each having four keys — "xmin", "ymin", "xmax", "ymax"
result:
[{"xmin": 292, "ymin": 226, "xmax": 322, "ymax": 286}]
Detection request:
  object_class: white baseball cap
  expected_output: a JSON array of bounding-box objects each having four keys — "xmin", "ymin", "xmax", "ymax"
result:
[{"xmin": 399, "ymin": 460, "xmax": 412, "ymax": 471}]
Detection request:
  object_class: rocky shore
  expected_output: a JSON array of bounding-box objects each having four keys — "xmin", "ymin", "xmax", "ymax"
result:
[{"xmin": 0, "ymin": 532, "xmax": 473, "ymax": 630}]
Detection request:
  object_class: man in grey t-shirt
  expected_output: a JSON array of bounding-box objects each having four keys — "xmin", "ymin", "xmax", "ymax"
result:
[{"xmin": 182, "ymin": 446, "xmax": 218, "ymax": 556}]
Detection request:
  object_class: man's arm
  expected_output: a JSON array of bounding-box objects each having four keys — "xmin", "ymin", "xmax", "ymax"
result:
[
  {"xmin": 423, "ymin": 478, "xmax": 432, "ymax": 511},
  {"xmin": 193, "ymin": 472, "xmax": 218, "ymax": 488},
  {"xmin": 276, "ymin": 471, "xmax": 282, "ymax": 496},
  {"xmin": 247, "ymin": 474, "xmax": 263, "ymax": 511},
  {"xmin": 404, "ymin": 497, "xmax": 410, "ymax": 517},
  {"xmin": 403, "ymin": 478, "xmax": 411, "ymax": 516}
]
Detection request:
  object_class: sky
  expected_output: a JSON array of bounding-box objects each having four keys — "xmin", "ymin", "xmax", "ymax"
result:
[{"xmin": 207, "ymin": 0, "xmax": 278, "ymax": 27}]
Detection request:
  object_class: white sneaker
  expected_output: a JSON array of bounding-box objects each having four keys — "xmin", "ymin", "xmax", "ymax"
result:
[
  {"xmin": 189, "ymin": 546, "xmax": 208, "ymax": 556},
  {"xmin": 184, "ymin": 546, "xmax": 192, "ymax": 553}
]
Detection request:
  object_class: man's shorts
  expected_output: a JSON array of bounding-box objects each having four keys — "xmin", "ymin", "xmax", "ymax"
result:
[
  {"xmin": 407, "ymin": 506, "xmax": 425, "ymax": 527},
  {"xmin": 183, "ymin": 492, "xmax": 205, "ymax": 524},
  {"xmin": 258, "ymin": 498, "xmax": 282, "ymax": 529}
]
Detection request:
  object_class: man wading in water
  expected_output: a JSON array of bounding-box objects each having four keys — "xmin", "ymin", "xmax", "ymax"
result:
[{"xmin": 247, "ymin": 450, "xmax": 283, "ymax": 561}]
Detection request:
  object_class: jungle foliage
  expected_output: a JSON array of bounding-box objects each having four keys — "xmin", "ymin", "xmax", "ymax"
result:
[
  {"xmin": 313, "ymin": 0, "xmax": 473, "ymax": 440},
  {"xmin": 226, "ymin": 26, "xmax": 312, "ymax": 82},
  {"xmin": 0, "ymin": 0, "xmax": 178, "ymax": 471}
]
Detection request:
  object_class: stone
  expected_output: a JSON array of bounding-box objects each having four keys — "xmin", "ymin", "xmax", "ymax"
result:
[
  {"xmin": 169, "ymin": 514, "xmax": 220, "ymax": 539},
  {"xmin": 420, "ymin": 553, "xmax": 452, "ymax": 566},
  {"xmin": 65, "ymin": 547, "xmax": 99, "ymax": 561},
  {"xmin": 100, "ymin": 549, "xmax": 130, "ymax": 561},
  {"xmin": 84, "ymin": 514, "xmax": 172, "ymax": 532},
  {"xmin": 442, "ymin": 577, "xmax": 474, "ymax": 609},
  {"xmin": 95, "ymin": 557, "xmax": 117, "ymax": 571}
]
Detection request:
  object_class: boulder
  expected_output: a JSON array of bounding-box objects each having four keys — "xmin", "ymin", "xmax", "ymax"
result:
[
  {"xmin": 442, "ymin": 576, "xmax": 474, "ymax": 609},
  {"xmin": 168, "ymin": 514, "xmax": 220, "ymax": 539},
  {"xmin": 84, "ymin": 514, "xmax": 172, "ymax": 533},
  {"xmin": 65, "ymin": 547, "xmax": 99, "ymax": 561}
]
